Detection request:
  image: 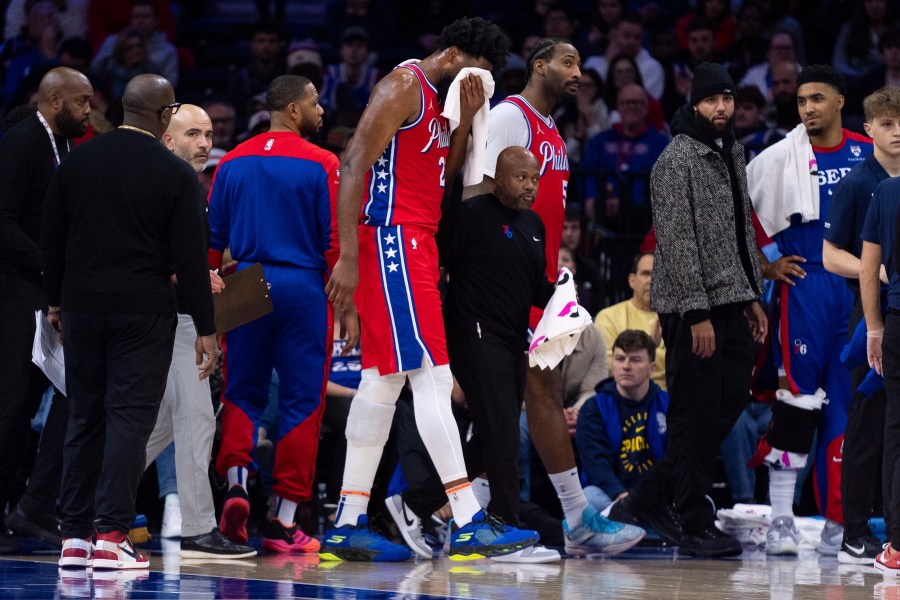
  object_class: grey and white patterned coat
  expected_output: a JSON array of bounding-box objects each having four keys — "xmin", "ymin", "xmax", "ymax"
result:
[{"xmin": 649, "ymin": 132, "xmax": 764, "ymax": 317}]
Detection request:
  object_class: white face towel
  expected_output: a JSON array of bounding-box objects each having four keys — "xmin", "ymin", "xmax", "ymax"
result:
[
  {"xmin": 746, "ymin": 123, "xmax": 820, "ymax": 238},
  {"xmin": 440, "ymin": 67, "xmax": 496, "ymax": 186},
  {"xmin": 528, "ymin": 268, "xmax": 593, "ymax": 370}
]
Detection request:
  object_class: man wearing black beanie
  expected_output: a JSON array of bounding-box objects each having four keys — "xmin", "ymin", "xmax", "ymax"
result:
[{"xmin": 610, "ymin": 62, "xmax": 767, "ymax": 558}]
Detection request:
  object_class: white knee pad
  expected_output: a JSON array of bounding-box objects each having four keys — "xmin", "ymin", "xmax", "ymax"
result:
[
  {"xmin": 345, "ymin": 368, "xmax": 405, "ymax": 447},
  {"xmin": 408, "ymin": 363, "xmax": 467, "ymax": 482}
]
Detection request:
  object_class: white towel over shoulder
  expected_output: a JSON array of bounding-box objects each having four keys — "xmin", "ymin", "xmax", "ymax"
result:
[
  {"xmin": 528, "ymin": 268, "xmax": 592, "ymax": 370},
  {"xmin": 441, "ymin": 67, "xmax": 495, "ymax": 186},
  {"xmin": 746, "ymin": 123, "xmax": 819, "ymax": 237}
]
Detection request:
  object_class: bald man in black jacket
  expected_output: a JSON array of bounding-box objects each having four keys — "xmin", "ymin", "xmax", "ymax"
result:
[{"xmin": 42, "ymin": 74, "xmax": 218, "ymax": 570}]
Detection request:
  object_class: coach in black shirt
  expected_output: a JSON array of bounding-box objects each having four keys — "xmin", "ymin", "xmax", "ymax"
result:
[
  {"xmin": 0, "ymin": 67, "xmax": 92, "ymax": 554},
  {"xmin": 438, "ymin": 146, "xmax": 555, "ymax": 528},
  {"xmin": 41, "ymin": 74, "xmax": 218, "ymax": 568}
]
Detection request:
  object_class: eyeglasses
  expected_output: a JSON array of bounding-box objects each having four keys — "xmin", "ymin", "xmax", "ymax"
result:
[{"xmin": 157, "ymin": 102, "xmax": 183, "ymax": 116}]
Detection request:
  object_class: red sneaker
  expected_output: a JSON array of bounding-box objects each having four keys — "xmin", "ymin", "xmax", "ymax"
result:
[
  {"xmin": 262, "ymin": 519, "xmax": 321, "ymax": 554},
  {"xmin": 219, "ymin": 485, "xmax": 251, "ymax": 544},
  {"xmin": 92, "ymin": 530, "xmax": 149, "ymax": 570},
  {"xmin": 876, "ymin": 544, "xmax": 900, "ymax": 577},
  {"xmin": 58, "ymin": 537, "xmax": 93, "ymax": 568}
]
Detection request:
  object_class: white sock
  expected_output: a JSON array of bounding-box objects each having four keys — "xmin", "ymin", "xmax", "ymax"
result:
[
  {"xmin": 227, "ymin": 466, "xmax": 248, "ymax": 491},
  {"xmin": 769, "ymin": 467, "xmax": 796, "ymax": 519},
  {"xmin": 164, "ymin": 493, "xmax": 179, "ymax": 509},
  {"xmin": 471, "ymin": 477, "xmax": 491, "ymax": 509},
  {"xmin": 447, "ymin": 483, "xmax": 481, "ymax": 527},
  {"xmin": 275, "ymin": 497, "xmax": 298, "ymax": 525},
  {"xmin": 549, "ymin": 469, "xmax": 590, "ymax": 527},
  {"xmin": 335, "ymin": 489, "xmax": 370, "ymax": 527}
]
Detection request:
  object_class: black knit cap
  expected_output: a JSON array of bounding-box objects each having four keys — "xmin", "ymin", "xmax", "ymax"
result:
[{"xmin": 689, "ymin": 62, "xmax": 735, "ymax": 105}]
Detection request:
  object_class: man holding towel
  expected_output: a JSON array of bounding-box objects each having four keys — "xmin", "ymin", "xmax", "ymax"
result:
[
  {"xmin": 322, "ymin": 17, "xmax": 542, "ymax": 563},
  {"xmin": 468, "ymin": 37, "xmax": 646, "ymax": 557}
]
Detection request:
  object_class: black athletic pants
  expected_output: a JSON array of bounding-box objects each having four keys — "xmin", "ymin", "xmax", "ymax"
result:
[
  {"xmin": 632, "ymin": 303, "xmax": 756, "ymax": 534},
  {"xmin": 881, "ymin": 312, "xmax": 900, "ymax": 544},
  {"xmin": 841, "ymin": 294, "xmax": 886, "ymax": 539},
  {"xmin": 0, "ymin": 273, "xmax": 49, "ymax": 515},
  {"xmin": 399, "ymin": 326, "xmax": 525, "ymax": 526},
  {"xmin": 18, "ymin": 389, "xmax": 68, "ymax": 519},
  {"xmin": 446, "ymin": 326, "xmax": 527, "ymax": 526},
  {"xmin": 58, "ymin": 312, "xmax": 175, "ymax": 538}
]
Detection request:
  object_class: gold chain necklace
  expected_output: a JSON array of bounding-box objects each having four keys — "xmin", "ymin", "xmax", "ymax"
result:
[{"xmin": 118, "ymin": 125, "xmax": 157, "ymax": 139}]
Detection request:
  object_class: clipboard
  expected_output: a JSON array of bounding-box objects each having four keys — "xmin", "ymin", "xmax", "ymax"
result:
[{"xmin": 214, "ymin": 263, "xmax": 274, "ymax": 333}]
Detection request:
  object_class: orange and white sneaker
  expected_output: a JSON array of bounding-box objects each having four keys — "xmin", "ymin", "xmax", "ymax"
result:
[
  {"xmin": 59, "ymin": 537, "xmax": 93, "ymax": 568},
  {"xmin": 92, "ymin": 530, "xmax": 149, "ymax": 570},
  {"xmin": 875, "ymin": 544, "xmax": 900, "ymax": 577}
]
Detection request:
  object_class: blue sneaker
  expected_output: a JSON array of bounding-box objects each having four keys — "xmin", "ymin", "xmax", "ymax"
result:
[
  {"xmin": 449, "ymin": 510, "xmax": 540, "ymax": 561},
  {"xmin": 564, "ymin": 505, "xmax": 646, "ymax": 556},
  {"xmin": 319, "ymin": 515, "xmax": 412, "ymax": 562}
]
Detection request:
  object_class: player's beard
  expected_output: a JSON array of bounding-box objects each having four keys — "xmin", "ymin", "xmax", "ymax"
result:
[
  {"xmin": 436, "ymin": 72, "xmax": 454, "ymax": 106},
  {"xmin": 805, "ymin": 123, "xmax": 824, "ymax": 137}
]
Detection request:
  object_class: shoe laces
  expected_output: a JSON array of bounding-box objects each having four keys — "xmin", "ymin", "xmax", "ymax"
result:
[
  {"xmin": 483, "ymin": 513, "xmax": 512, "ymax": 534},
  {"xmin": 584, "ymin": 509, "xmax": 620, "ymax": 533},
  {"xmin": 362, "ymin": 518, "xmax": 391, "ymax": 540}
]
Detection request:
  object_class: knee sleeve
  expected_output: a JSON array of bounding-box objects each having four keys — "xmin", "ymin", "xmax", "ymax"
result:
[
  {"xmin": 345, "ymin": 368, "xmax": 404, "ymax": 447},
  {"xmin": 768, "ymin": 388, "xmax": 826, "ymax": 454},
  {"xmin": 408, "ymin": 363, "xmax": 467, "ymax": 482}
]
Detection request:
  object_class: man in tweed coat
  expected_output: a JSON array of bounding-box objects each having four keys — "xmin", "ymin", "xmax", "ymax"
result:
[{"xmin": 612, "ymin": 62, "xmax": 767, "ymax": 558}]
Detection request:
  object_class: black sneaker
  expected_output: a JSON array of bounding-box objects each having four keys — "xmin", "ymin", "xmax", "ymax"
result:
[
  {"xmin": 838, "ymin": 535, "xmax": 882, "ymax": 564},
  {"xmin": 624, "ymin": 493, "xmax": 682, "ymax": 546},
  {"xmin": 7, "ymin": 505, "xmax": 61, "ymax": 547},
  {"xmin": 0, "ymin": 529, "xmax": 20, "ymax": 555},
  {"xmin": 679, "ymin": 526, "xmax": 742, "ymax": 558},
  {"xmin": 180, "ymin": 528, "xmax": 257, "ymax": 559}
]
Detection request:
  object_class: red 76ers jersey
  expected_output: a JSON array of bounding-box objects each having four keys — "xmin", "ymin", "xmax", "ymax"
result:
[
  {"xmin": 361, "ymin": 64, "xmax": 450, "ymax": 232},
  {"xmin": 497, "ymin": 95, "xmax": 569, "ymax": 282}
]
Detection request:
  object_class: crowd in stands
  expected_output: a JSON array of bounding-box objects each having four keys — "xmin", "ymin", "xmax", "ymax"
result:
[{"xmin": 3, "ymin": 0, "xmax": 900, "ymax": 564}]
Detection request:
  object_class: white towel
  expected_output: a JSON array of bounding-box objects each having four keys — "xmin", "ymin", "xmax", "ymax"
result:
[
  {"xmin": 32, "ymin": 311, "xmax": 66, "ymax": 394},
  {"xmin": 746, "ymin": 123, "xmax": 819, "ymax": 237},
  {"xmin": 528, "ymin": 268, "xmax": 592, "ymax": 370},
  {"xmin": 441, "ymin": 67, "xmax": 495, "ymax": 186}
]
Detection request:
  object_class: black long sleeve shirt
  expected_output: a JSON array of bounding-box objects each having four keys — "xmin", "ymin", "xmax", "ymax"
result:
[
  {"xmin": 438, "ymin": 193, "xmax": 555, "ymax": 349},
  {"xmin": 41, "ymin": 128, "xmax": 215, "ymax": 336},
  {"xmin": 0, "ymin": 113, "xmax": 69, "ymax": 284}
]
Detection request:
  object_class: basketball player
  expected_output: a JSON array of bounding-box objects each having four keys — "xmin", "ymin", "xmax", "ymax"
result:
[
  {"xmin": 322, "ymin": 17, "xmax": 540, "ymax": 562},
  {"xmin": 464, "ymin": 37, "xmax": 646, "ymax": 556}
]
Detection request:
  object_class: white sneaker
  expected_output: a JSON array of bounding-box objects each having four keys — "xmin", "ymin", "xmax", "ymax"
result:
[
  {"xmin": 59, "ymin": 537, "xmax": 93, "ymax": 568},
  {"xmin": 490, "ymin": 544, "xmax": 561, "ymax": 563},
  {"xmin": 161, "ymin": 494, "xmax": 182, "ymax": 539},
  {"xmin": 93, "ymin": 531, "xmax": 149, "ymax": 570},
  {"xmin": 385, "ymin": 494, "xmax": 433, "ymax": 559},
  {"xmin": 817, "ymin": 519, "xmax": 843, "ymax": 557},
  {"xmin": 766, "ymin": 516, "xmax": 799, "ymax": 556}
]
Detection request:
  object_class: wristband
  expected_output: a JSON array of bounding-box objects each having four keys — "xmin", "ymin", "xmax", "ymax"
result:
[{"xmin": 867, "ymin": 329, "xmax": 884, "ymax": 337}]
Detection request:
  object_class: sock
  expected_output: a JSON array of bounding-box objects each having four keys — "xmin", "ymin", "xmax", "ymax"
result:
[
  {"xmin": 446, "ymin": 483, "xmax": 481, "ymax": 527},
  {"xmin": 549, "ymin": 469, "xmax": 590, "ymax": 527},
  {"xmin": 769, "ymin": 467, "xmax": 796, "ymax": 519},
  {"xmin": 227, "ymin": 466, "xmax": 248, "ymax": 491},
  {"xmin": 471, "ymin": 477, "xmax": 491, "ymax": 509},
  {"xmin": 164, "ymin": 493, "xmax": 179, "ymax": 509},
  {"xmin": 335, "ymin": 489, "xmax": 370, "ymax": 527},
  {"xmin": 275, "ymin": 497, "xmax": 298, "ymax": 525}
]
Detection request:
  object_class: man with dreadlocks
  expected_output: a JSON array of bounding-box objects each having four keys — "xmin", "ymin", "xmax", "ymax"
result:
[
  {"xmin": 322, "ymin": 16, "xmax": 541, "ymax": 563},
  {"xmin": 465, "ymin": 37, "xmax": 646, "ymax": 559}
]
